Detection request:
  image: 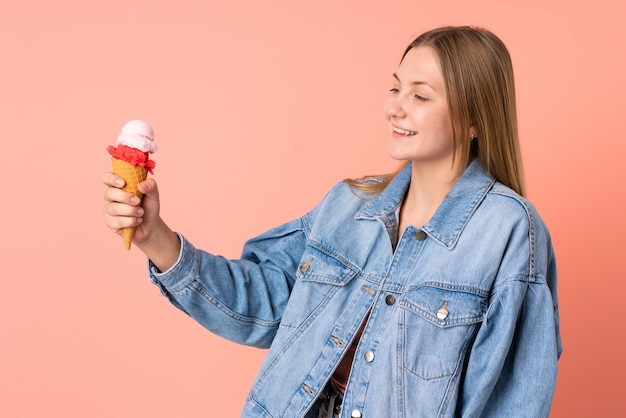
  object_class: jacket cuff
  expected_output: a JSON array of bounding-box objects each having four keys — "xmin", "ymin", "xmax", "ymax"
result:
[{"xmin": 148, "ymin": 232, "xmax": 196, "ymax": 293}]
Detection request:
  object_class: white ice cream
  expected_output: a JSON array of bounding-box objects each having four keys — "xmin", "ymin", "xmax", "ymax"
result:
[{"xmin": 117, "ymin": 119, "xmax": 157, "ymax": 153}]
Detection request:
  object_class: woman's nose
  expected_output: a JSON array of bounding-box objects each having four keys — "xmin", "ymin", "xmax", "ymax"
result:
[{"xmin": 385, "ymin": 97, "xmax": 405, "ymax": 118}]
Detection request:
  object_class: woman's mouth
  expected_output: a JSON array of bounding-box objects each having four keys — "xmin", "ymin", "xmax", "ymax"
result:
[{"xmin": 392, "ymin": 126, "xmax": 417, "ymax": 136}]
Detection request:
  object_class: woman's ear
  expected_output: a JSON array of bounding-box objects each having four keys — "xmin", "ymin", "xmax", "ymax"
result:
[{"xmin": 469, "ymin": 126, "xmax": 478, "ymax": 140}]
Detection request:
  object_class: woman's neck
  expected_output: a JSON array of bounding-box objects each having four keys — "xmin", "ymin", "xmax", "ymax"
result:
[{"xmin": 399, "ymin": 161, "xmax": 461, "ymax": 231}]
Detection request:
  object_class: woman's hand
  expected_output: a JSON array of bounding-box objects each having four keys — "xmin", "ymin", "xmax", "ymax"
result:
[
  {"xmin": 102, "ymin": 173, "xmax": 180, "ymax": 271},
  {"xmin": 102, "ymin": 173, "xmax": 161, "ymax": 245}
]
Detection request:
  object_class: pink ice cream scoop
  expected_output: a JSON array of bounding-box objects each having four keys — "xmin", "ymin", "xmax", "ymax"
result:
[{"xmin": 116, "ymin": 119, "xmax": 157, "ymax": 153}]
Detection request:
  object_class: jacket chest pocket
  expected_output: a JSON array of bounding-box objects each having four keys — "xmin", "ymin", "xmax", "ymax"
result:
[
  {"xmin": 399, "ymin": 284, "xmax": 487, "ymax": 381},
  {"xmin": 279, "ymin": 246, "xmax": 358, "ymax": 329}
]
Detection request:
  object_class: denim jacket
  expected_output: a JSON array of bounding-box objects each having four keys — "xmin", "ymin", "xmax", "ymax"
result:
[{"xmin": 149, "ymin": 160, "xmax": 562, "ymax": 417}]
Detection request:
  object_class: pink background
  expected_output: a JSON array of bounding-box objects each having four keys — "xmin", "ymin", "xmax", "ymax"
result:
[{"xmin": 1, "ymin": 0, "xmax": 624, "ymax": 416}]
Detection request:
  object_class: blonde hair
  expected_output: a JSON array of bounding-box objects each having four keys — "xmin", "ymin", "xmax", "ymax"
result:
[{"xmin": 347, "ymin": 26, "xmax": 526, "ymax": 197}]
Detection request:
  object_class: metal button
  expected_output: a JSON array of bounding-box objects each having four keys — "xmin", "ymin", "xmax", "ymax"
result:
[
  {"xmin": 351, "ymin": 410, "xmax": 362, "ymax": 418},
  {"xmin": 437, "ymin": 301, "xmax": 449, "ymax": 320},
  {"xmin": 330, "ymin": 335, "xmax": 345, "ymax": 348},
  {"xmin": 385, "ymin": 294, "xmax": 395, "ymax": 305},
  {"xmin": 364, "ymin": 350, "xmax": 375, "ymax": 362},
  {"xmin": 414, "ymin": 230, "xmax": 427, "ymax": 240},
  {"xmin": 301, "ymin": 383, "xmax": 315, "ymax": 396},
  {"xmin": 299, "ymin": 257, "xmax": 312, "ymax": 272}
]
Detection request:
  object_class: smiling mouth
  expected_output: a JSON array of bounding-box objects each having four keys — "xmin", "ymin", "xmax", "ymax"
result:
[{"xmin": 393, "ymin": 127, "xmax": 417, "ymax": 136}]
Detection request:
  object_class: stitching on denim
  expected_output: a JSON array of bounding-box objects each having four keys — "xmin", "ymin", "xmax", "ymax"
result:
[
  {"xmin": 489, "ymin": 189, "xmax": 537, "ymax": 282},
  {"xmin": 249, "ymin": 283, "xmax": 342, "ymax": 391},
  {"xmin": 305, "ymin": 238, "xmax": 362, "ymax": 276},
  {"xmin": 188, "ymin": 281, "xmax": 280, "ymax": 328},
  {"xmin": 426, "ymin": 178, "xmax": 496, "ymax": 249}
]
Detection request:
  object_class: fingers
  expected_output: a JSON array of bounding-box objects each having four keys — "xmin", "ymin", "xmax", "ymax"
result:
[
  {"xmin": 102, "ymin": 171, "xmax": 145, "ymax": 232},
  {"xmin": 105, "ymin": 199, "xmax": 144, "ymax": 217},
  {"xmin": 103, "ymin": 207, "xmax": 143, "ymax": 232},
  {"xmin": 102, "ymin": 172, "xmax": 161, "ymax": 242},
  {"xmin": 101, "ymin": 172, "xmax": 154, "ymax": 207},
  {"xmin": 103, "ymin": 190, "xmax": 144, "ymax": 230},
  {"xmin": 101, "ymin": 172, "xmax": 125, "ymax": 188},
  {"xmin": 103, "ymin": 183, "xmax": 139, "ymax": 206}
]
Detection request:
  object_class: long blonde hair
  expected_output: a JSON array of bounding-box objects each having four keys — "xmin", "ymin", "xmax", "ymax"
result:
[{"xmin": 347, "ymin": 26, "xmax": 526, "ymax": 197}]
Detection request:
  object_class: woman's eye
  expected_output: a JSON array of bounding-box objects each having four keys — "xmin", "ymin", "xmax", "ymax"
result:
[
  {"xmin": 389, "ymin": 87, "xmax": 399, "ymax": 93},
  {"xmin": 414, "ymin": 94, "xmax": 428, "ymax": 102}
]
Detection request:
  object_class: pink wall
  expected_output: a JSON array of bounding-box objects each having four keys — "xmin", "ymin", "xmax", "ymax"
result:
[{"xmin": 1, "ymin": 0, "xmax": 624, "ymax": 416}]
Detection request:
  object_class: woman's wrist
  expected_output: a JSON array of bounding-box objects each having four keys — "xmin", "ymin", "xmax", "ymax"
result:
[{"xmin": 137, "ymin": 218, "xmax": 181, "ymax": 272}]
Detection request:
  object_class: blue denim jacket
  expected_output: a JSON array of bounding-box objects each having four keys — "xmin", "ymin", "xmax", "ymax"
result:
[{"xmin": 150, "ymin": 160, "xmax": 562, "ymax": 417}]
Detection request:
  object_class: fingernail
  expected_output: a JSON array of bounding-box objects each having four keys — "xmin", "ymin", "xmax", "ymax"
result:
[
  {"xmin": 130, "ymin": 196, "xmax": 140, "ymax": 204},
  {"xmin": 115, "ymin": 178, "xmax": 124, "ymax": 186},
  {"xmin": 136, "ymin": 208, "xmax": 144, "ymax": 216}
]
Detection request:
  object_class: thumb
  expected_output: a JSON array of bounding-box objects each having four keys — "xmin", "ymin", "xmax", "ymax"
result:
[
  {"xmin": 138, "ymin": 178, "xmax": 159, "ymax": 200},
  {"xmin": 137, "ymin": 178, "xmax": 161, "ymax": 224}
]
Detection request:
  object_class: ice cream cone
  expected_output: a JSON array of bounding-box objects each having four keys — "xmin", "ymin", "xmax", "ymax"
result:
[{"xmin": 111, "ymin": 156, "xmax": 148, "ymax": 250}]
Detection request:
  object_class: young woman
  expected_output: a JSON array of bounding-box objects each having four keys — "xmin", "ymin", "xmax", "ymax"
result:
[{"xmin": 103, "ymin": 26, "xmax": 562, "ymax": 418}]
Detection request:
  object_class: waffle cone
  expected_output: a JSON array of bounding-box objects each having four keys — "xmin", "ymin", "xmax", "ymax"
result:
[{"xmin": 111, "ymin": 157, "xmax": 148, "ymax": 250}]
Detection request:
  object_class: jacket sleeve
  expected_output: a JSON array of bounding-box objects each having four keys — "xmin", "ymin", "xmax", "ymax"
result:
[
  {"xmin": 148, "ymin": 217, "xmax": 308, "ymax": 349},
  {"xmin": 458, "ymin": 209, "xmax": 562, "ymax": 417}
]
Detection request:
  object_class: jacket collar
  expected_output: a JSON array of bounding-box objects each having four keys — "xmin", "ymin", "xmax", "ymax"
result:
[{"xmin": 355, "ymin": 159, "xmax": 496, "ymax": 249}]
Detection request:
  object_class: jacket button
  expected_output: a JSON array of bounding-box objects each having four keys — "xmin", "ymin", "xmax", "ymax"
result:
[
  {"xmin": 414, "ymin": 230, "xmax": 427, "ymax": 240},
  {"xmin": 437, "ymin": 301, "xmax": 449, "ymax": 320},
  {"xmin": 299, "ymin": 257, "xmax": 313, "ymax": 272},
  {"xmin": 351, "ymin": 410, "xmax": 362, "ymax": 418},
  {"xmin": 385, "ymin": 294, "xmax": 395, "ymax": 305},
  {"xmin": 364, "ymin": 351, "xmax": 375, "ymax": 362}
]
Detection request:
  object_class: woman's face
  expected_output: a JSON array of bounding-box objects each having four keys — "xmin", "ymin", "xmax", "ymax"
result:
[{"xmin": 384, "ymin": 46, "xmax": 457, "ymax": 171}]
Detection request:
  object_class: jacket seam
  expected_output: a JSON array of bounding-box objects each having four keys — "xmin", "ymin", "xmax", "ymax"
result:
[
  {"xmin": 489, "ymin": 190, "xmax": 537, "ymax": 281},
  {"xmin": 188, "ymin": 281, "xmax": 281, "ymax": 328}
]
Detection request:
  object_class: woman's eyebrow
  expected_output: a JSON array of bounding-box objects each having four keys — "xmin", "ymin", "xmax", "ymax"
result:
[{"xmin": 392, "ymin": 73, "xmax": 436, "ymax": 91}]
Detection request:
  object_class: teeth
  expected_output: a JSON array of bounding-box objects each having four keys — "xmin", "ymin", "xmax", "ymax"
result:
[{"xmin": 393, "ymin": 127, "xmax": 417, "ymax": 136}]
